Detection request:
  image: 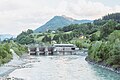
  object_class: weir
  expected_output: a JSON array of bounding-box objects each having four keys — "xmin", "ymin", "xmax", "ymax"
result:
[{"xmin": 28, "ymin": 44, "xmax": 80, "ymax": 56}]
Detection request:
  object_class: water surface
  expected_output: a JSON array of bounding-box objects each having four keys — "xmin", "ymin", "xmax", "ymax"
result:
[{"xmin": 8, "ymin": 55, "xmax": 120, "ymax": 80}]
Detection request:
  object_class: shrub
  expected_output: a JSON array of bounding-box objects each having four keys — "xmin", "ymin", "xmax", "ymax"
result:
[{"xmin": 106, "ymin": 55, "xmax": 120, "ymax": 66}]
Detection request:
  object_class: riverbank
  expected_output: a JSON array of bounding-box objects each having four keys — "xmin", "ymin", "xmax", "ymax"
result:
[
  {"xmin": 0, "ymin": 49, "xmax": 28, "ymax": 78},
  {"xmin": 85, "ymin": 56, "xmax": 120, "ymax": 74}
]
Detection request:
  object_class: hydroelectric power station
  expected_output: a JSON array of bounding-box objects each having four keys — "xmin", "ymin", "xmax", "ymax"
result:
[{"xmin": 28, "ymin": 44, "xmax": 80, "ymax": 55}]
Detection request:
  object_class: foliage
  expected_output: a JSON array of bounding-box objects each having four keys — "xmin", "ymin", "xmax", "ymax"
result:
[
  {"xmin": 88, "ymin": 30, "xmax": 120, "ymax": 69},
  {"xmin": 0, "ymin": 40, "xmax": 27, "ymax": 65},
  {"xmin": 71, "ymin": 38, "xmax": 90, "ymax": 49},
  {"xmin": 53, "ymin": 34, "xmax": 61, "ymax": 43},
  {"xmin": 10, "ymin": 41, "xmax": 27, "ymax": 56},
  {"xmin": 115, "ymin": 24, "xmax": 120, "ymax": 30},
  {"xmin": 0, "ymin": 43, "xmax": 12, "ymax": 64},
  {"xmin": 90, "ymin": 34, "xmax": 99, "ymax": 42},
  {"xmin": 58, "ymin": 24, "xmax": 79, "ymax": 32},
  {"xmin": 106, "ymin": 55, "xmax": 120, "ymax": 66},
  {"xmin": 37, "ymin": 33, "xmax": 44, "ymax": 38},
  {"xmin": 102, "ymin": 13, "xmax": 120, "ymax": 23},
  {"xmin": 100, "ymin": 20, "xmax": 117, "ymax": 39},
  {"xmin": 42, "ymin": 35, "xmax": 52, "ymax": 43},
  {"xmin": 90, "ymin": 31, "xmax": 100, "ymax": 42},
  {"xmin": 108, "ymin": 30, "xmax": 120, "ymax": 42},
  {"xmin": 27, "ymin": 29, "xmax": 33, "ymax": 34},
  {"xmin": 58, "ymin": 23, "xmax": 99, "ymax": 35},
  {"xmin": 16, "ymin": 29, "xmax": 34, "ymax": 44},
  {"xmin": 93, "ymin": 19, "xmax": 107, "ymax": 26}
]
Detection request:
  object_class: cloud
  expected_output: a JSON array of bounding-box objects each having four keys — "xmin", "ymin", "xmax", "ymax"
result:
[
  {"xmin": 0, "ymin": 0, "xmax": 120, "ymax": 35},
  {"xmin": 64, "ymin": 0, "xmax": 120, "ymax": 19}
]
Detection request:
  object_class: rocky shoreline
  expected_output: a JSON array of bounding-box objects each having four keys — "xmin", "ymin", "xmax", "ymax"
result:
[{"xmin": 85, "ymin": 57, "xmax": 120, "ymax": 74}]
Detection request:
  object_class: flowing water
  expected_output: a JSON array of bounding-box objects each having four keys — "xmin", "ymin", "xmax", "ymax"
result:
[{"xmin": 6, "ymin": 54, "xmax": 120, "ymax": 80}]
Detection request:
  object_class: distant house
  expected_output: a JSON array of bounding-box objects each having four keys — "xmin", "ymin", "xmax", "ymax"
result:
[
  {"xmin": 79, "ymin": 35, "xmax": 86, "ymax": 39},
  {"xmin": 51, "ymin": 31, "xmax": 56, "ymax": 34}
]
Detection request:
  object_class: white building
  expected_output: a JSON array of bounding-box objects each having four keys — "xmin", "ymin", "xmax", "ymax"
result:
[{"xmin": 53, "ymin": 44, "xmax": 79, "ymax": 55}]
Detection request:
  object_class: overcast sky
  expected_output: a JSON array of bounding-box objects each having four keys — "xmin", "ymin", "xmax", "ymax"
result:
[{"xmin": 0, "ymin": 0, "xmax": 120, "ymax": 35}]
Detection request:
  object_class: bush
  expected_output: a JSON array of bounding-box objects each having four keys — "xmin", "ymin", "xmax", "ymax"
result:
[
  {"xmin": 112, "ymin": 65, "xmax": 120, "ymax": 70},
  {"xmin": 0, "ymin": 43, "xmax": 12, "ymax": 64},
  {"xmin": 100, "ymin": 20, "xmax": 117, "ymax": 39},
  {"xmin": 88, "ymin": 30, "xmax": 120, "ymax": 69},
  {"xmin": 88, "ymin": 41, "xmax": 103, "ymax": 61},
  {"xmin": 90, "ymin": 34, "xmax": 99, "ymax": 41},
  {"xmin": 10, "ymin": 41, "xmax": 27, "ymax": 56},
  {"xmin": 115, "ymin": 24, "xmax": 120, "ymax": 30},
  {"xmin": 106, "ymin": 55, "xmax": 120, "ymax": 66}
]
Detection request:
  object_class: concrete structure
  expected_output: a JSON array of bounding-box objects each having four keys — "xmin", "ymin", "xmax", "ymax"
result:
[
  {"xmin": 28, "ymin": 47, "xmax": 37, "ymax": 55},
  {"xmin": 47, "ymin": 47, "xmax": 54, "ymax": 55},
  {"xmin": 28, "ymin": 44, "xmax": 79, "ymax": 55},
  {"xmin": 37, "ymin": 47, "xmax": 45, "ymax": 55},
  {"xmin": 53, "ymin": 44, "xmax": 79, "ymax": 55}
]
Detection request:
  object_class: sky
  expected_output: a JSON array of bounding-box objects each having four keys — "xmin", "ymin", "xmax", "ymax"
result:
[{"xmin": 0, "ymin": 0, "xmax": 120, "ymax": 35}]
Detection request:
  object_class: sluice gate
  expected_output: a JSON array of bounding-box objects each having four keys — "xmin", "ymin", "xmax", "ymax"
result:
[{"xmin": 28, "ymin": 44, "xmax": 80, "ymax": 56}]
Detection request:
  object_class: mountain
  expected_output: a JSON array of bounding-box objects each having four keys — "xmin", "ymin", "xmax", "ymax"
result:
[
  {"xmin": 0, "ymin": 34, "xmax": 16, "ymax": 41},
  {"xmin": 34, "ymin": 15, "xmax": 93, "ymax": 32}
]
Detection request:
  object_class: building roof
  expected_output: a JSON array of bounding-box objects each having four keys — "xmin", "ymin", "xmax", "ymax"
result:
[{"xmin": 53, "ymin": 44, "xmax": 75, "ymax": 47}]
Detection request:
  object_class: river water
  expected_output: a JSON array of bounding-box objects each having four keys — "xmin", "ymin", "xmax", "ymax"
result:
[{"xmin": 6, "ymin": 54, "xmax": 120, "ymax": 80}]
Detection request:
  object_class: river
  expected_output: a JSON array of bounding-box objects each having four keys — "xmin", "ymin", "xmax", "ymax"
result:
[{"xmin": 4, "ymin": 54, "xmax": 120, "ymax": 80}]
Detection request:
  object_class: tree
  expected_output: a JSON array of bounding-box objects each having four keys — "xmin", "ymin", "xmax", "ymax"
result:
[
  {"xmin": 94, "ymin": 19, "xmax": 107, "ymax": 26},
  {"xmin": 27, "ymin": 29, "xmax": 33, "ymax": 34},
  {"xmin": 88, "ymin": 30, "xmax": 120, "ymax": 69},
  {"xmin": 16, "ymin": 29, "xmax": 34, "ymax": 44},
  {"xmin": 90, "ymin": 34, "xmax": 98, "ymax": 42},
  {"xmin": 42, "ymin": 35, "xmax": 51, "ymax": 43},
  {"xmin": 108, "ymin": 30, "xmax": 120, "ymax": 43},
  {"xmin": 100, "ymin": 20, "xmax": 117, "ymax": 39},
  {"xmin": 53, "ymin": 35, "xmax": 60, "ymax": 43},
  {"xmin": 102, "ymin": 13, "xmax": 120, "ymax": 23},
  {"xmin": 115, "ymin": 24, "xmax": 120, "ymax": 30}
]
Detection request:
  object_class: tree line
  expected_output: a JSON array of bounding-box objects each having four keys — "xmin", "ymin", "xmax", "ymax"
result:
[{"xmin": 87, "ymin": 13, "xmax": 120, "ymax": 70}]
